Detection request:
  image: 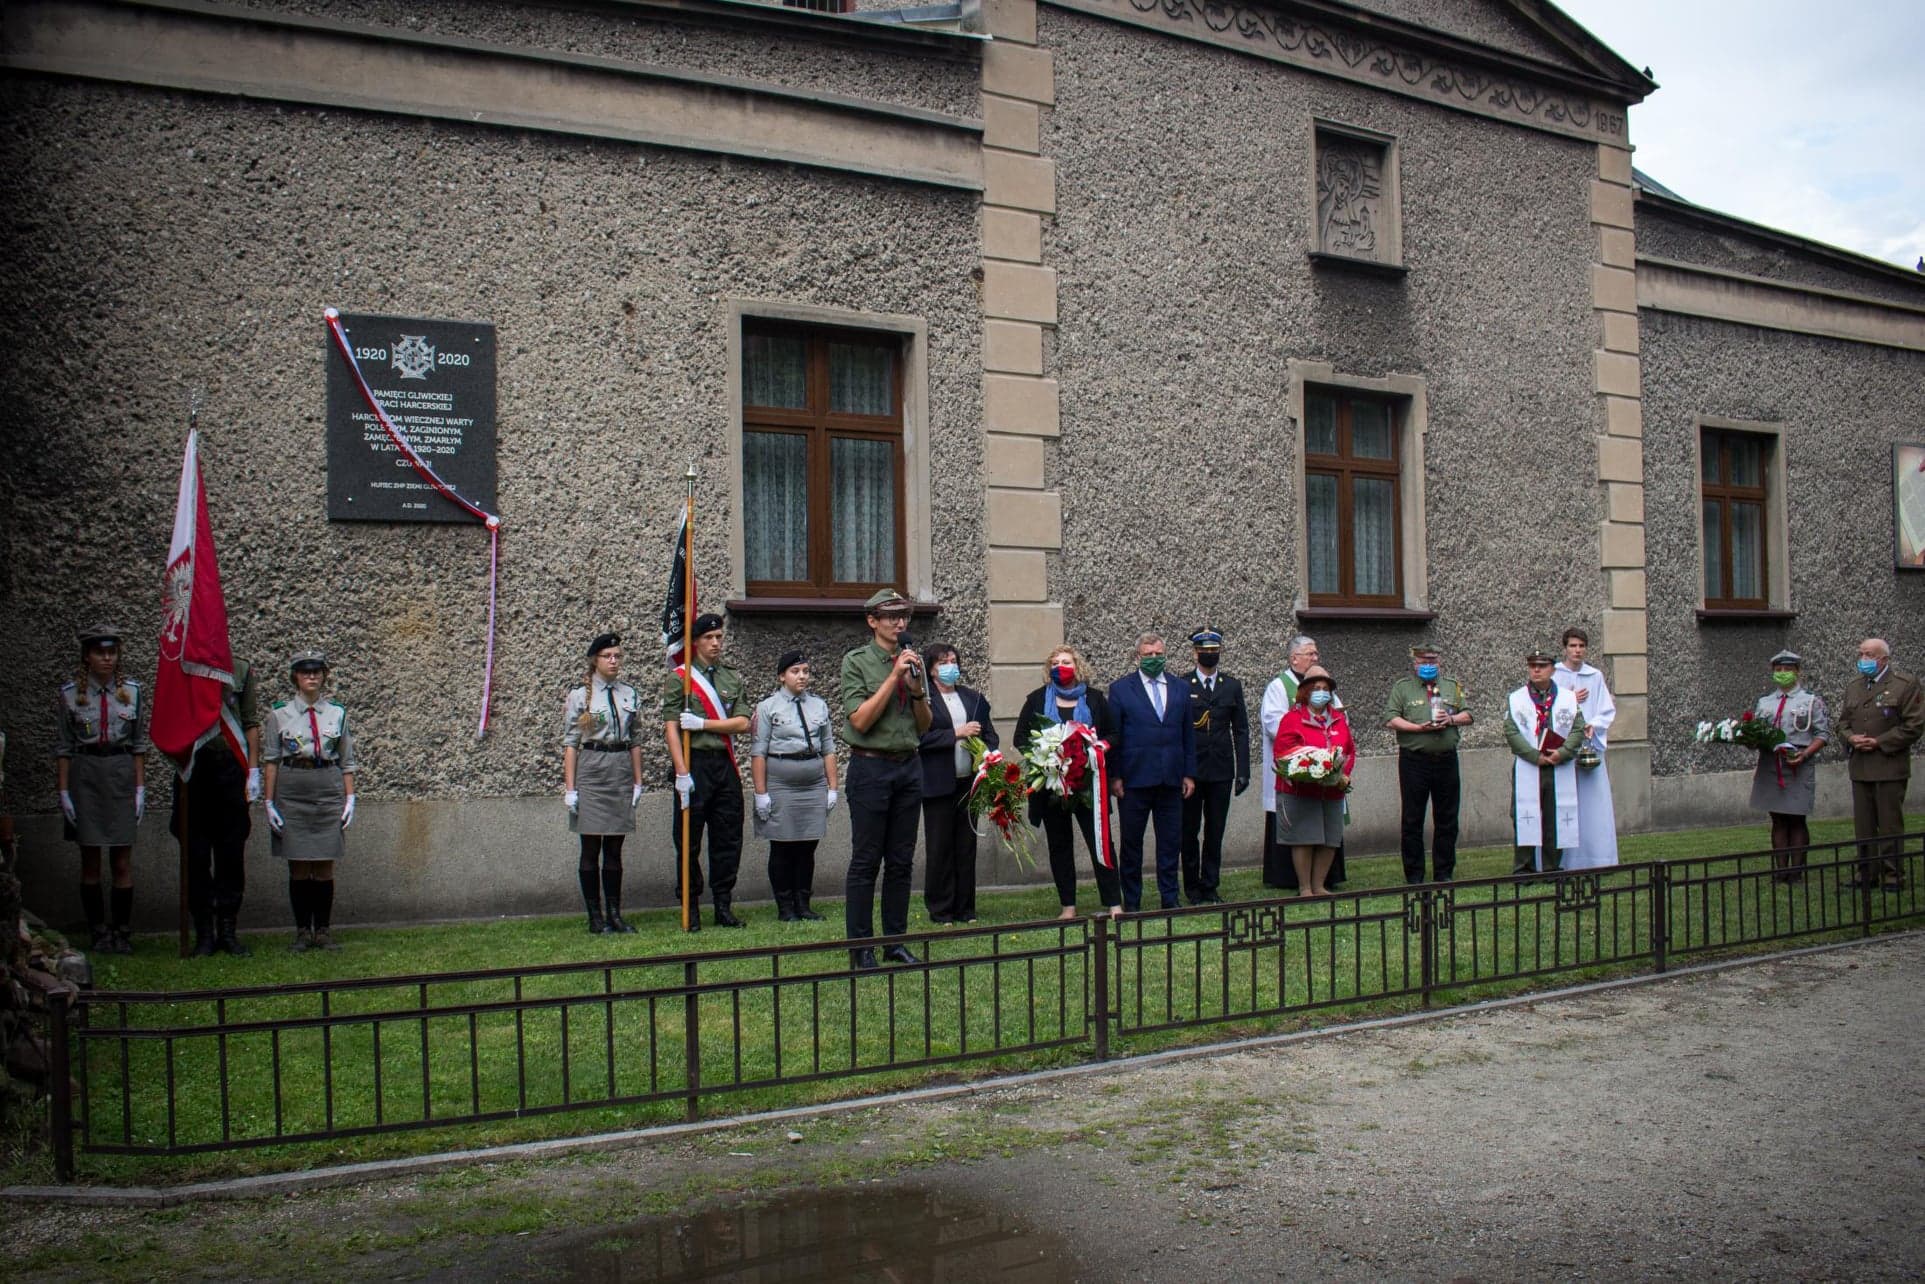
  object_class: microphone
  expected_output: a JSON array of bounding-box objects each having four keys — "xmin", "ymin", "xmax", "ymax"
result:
[{"xmin": 900, "ymin": 629, "xmax": 924, "ymax": 691}]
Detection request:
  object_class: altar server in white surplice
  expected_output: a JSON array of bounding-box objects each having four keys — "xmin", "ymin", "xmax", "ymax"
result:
[
  {"xmin": 1505, "ymin": 647, "xmax": 1588, "ymax": 875},
  {"xmin": 1549, "ymin": 627, "xmax": 1618, "ymax": 869}
]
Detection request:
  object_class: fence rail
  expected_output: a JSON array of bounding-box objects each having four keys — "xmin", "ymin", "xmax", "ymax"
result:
[{"xmin": 45, "ymin": 830, "xmax": 1925, "ymax": 1180}]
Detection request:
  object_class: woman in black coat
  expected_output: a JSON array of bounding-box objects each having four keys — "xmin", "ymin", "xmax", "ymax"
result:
[
  {"xmin": 917, "ymin": 644, "xmax": 997, "ymax": 924},
  {"xmin": 1013, "ymin": 644, "xmax": 1122, "ymax": 920}
]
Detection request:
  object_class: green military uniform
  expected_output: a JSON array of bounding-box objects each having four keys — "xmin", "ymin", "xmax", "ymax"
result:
[
  {"xmin": 838, "ymin": 589, "xmax": 930, "ymax": 959},
  {"xmin": 1384, "ymin": 666, "xmax": 1468, "ymax": 883},
  {"xmin": 839, "ymin": 643, "xmax": 924, "ymax": 754},
  {"xmin": 1837, "ymin": 660, "xmax": 1925, "ymax": 888},
  {"xmin": 663, "ymin": 656, "xmax": 748, "ymax": 915}
]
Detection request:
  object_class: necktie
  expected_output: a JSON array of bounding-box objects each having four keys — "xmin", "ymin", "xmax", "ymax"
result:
[
  {"xmin": 98, "ymin": 690, "xmax": 109, "ymax": 745},
  {"xmin": 308, "ymin": 707, "xmax": 323, "ymax": 763},
  {"xmin": 1151, "ymin": 678, "xmax": 1164, "ymax": 719},
  {"xmin": 1773, "ymin": 693, "xmax": 1787, "ymax": 727},
  {"xmin": 794, "ymin": 696, "xmax": 810, "ymax": 751},
  {"xmin": 605, "ymin": 685, "xmax": 622, "ymax": 742}
]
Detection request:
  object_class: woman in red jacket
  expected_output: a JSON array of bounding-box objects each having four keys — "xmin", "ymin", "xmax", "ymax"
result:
[{"xmin": 1271, "ymin": 666, "xmax": 1355, "ymax": 896}]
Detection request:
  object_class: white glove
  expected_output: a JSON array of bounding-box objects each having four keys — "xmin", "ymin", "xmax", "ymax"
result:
[
  {"xmin": 134, "ymin": 786, "xmax": 146, "ymax": 822},
  {"xmin": 675, "ymin": 773, "xmax": 694, "ymax": 808},
  {"xmin": 631, "ymin": 782, "xmax": 644, "ymax": 807},
  {"xmin": 679, "ymin": 710, "xmax": 707, "ymax": 732},
  {"xmin": 265, "ymin": 800, "xmax": 285, "ymax": 833},
  {"xmin": 341, "ymin": 794, "xmax": 356, "ymax": 829},
  {"xmin": 754, "ymin": 793, "xmax": 773, "ymax": 820},
  {"xmin": 825, "ymin": 789, "xmax": 839, "ymax": 811},
  {"xmin": 246, "ymin": 768, "xmax": 263, "ymax": 802},
  {"xmin": 59, "ymin": 790, "xmax": 76, "ymax": 823},
  {"xmin": 564, "ymin": 789, "xmax": 579, "ymax": 813}
]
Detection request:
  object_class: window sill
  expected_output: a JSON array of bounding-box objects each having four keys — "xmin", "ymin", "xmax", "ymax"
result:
[
  {"xmin": 726, "ymin": 596, "xmax": 941, "ymax": 618},
  {"xmin": 1306, "ymin": 251, "xmax": 1408, "ymax": 279},
  {"xmin": 1695, "ymin": 607, "xmax": 1797, "ymax": 623},
  {"xmin": 1296, "ymin": 605, "xmax": 1436, "ymax": 624}
]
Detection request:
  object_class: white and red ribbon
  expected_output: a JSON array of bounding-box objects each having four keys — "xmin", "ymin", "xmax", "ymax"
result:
[
  {"xmin": 675, "ymin": 662, "xmax": 735, "ymax": 767},
  {"xmin": 1086, "ymin": 732, "xmax": 1114, "ymax": 869},
  {"xmin": 324, "ymin": 308, "xmax": 502, "ymax": 739}
]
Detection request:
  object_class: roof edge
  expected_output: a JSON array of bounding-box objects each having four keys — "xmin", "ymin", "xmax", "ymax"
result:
[{"xmin": 1635, "ymin": 186, "xmax": 1925, "ymax": 291}]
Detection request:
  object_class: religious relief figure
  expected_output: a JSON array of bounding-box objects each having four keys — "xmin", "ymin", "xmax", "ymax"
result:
[{"xmin": 1316, "ymin": 138, "xmax": 1383, "ymax": 259}]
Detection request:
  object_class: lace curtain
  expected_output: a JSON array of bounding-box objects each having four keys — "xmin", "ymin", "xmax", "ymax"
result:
[
  {"xmin": 744, "ymin": 432, "xmax": 808, "ymax": 582},
  {"xmin": 832, "ymin": 438, "xmax": 896, "ymax": 583},
  {"xmin": 1352, "ymin": 477, "xmax": 1396, "ymax": 596},
  {"xmin": 1306, "ymin": 473, "xmax": 1340, "ymax": 595}
]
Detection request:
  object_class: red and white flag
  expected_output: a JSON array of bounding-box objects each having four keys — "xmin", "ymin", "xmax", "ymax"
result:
[{"xmin": 152, "ymin": 430, "xmax": 244, "ymax": 776}]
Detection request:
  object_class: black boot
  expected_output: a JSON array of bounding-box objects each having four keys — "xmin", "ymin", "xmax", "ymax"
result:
[
  {"xmin": 217, "ymin": 915, "xmax": 251, "ymax": 957},
  {"xmin": 796, "ymin": 893, "xmax": 824, "ymax": 922},
  {"xmin": 604, "ymin": 905, "xmax": 635, "ymax": 934},
  {"xmin": 777, "ymin": 893, "xmax": 801, "ymax": 924},
  {"xmin": 586, "ymin": 905, "xmax": 608, "ymax": 934},
  {"xmin": 192, "ymin": 913, "xmax": 217, "ymax": 958},
  {"xmin": 714, "ymin": 899, "xmax": 744, "ymax": 928}
]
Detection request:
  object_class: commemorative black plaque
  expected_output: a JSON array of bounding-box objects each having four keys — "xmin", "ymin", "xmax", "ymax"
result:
[{"xmin": 326, "ymin": 311, "xmax": 497, "ymax": 522}]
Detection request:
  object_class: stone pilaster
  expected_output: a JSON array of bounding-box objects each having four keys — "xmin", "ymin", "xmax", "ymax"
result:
[
  {"xmin": 979, "ymin": 0, "xmax": 1061, "ymax": 721},
  {"xmin": 1593, "ymin": 141, "xmax": 1650, "ymax": 824}
]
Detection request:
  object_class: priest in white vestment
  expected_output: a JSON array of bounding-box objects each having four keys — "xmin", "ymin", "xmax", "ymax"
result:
[{"xmin": 1505, "ymin": 648, "xmax": 1588, "ymax": 874}]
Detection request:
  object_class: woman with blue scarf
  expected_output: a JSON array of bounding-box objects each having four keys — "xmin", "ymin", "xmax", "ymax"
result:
[{"xmin": 1013, "ymin": 645, "xmax": 1123, "ymax": 919}]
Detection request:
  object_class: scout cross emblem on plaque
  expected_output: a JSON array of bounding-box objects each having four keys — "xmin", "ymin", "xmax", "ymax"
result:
[{"xmin": 392, "ymin": 334, "xmax": 435, "ymax": 380}]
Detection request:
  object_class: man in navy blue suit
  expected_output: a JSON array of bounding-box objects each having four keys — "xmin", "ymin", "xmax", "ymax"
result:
[{"xmin": 1107, "ymin": 632, "xmax": 1197, "ymax": 911}]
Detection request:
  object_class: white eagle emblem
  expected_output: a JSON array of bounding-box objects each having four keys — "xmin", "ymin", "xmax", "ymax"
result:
[
  {"xmin": 392, "ymin": 334, "xmax": 436, "ymax": 380},
  {"xmin": 161, "ymin": 550, "xmax": 193, "ymax": 656}
]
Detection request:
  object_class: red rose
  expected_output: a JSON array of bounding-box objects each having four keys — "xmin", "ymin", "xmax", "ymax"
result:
[
  {"xmin": 1005, "ymin": 762, "xmax": 1022, "ymax": 783},
  {"xmin": 1741, "ymin": 711, "xmax": 1753, "ymax": 721}
]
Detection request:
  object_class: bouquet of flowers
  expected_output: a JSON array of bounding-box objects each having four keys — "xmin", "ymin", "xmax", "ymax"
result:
[
  {"xmin": 1022, "ymin": 719, "xmax": 1101, "ymax": 803},
  {"xmin": 1275, "ymin": 744, "xmax": 1345, "ymax": 789},
  {"xmin": 1693, "ymin": 711, "xmax": 1788, "ymax": 753},
  {"xmin": 963, "ymin": 737, "xmax": 1036, "ymax": 869}
]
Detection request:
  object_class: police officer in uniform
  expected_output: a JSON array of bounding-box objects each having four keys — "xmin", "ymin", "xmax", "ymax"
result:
[
  {"xmin": 662, "ymin": 613, "xmax": 750, "ymax": 928},
  {"xmin": 562, "ymin": 632, "xmax": 645, "ymax": 934},
  {"xmin": 262, "ymin": 651, "xmax": 356, "ymax": 951},
  {"xmin": 172, "ymin": 656, "xmax": 262, "ymax": 956},
  {"xmin": 1180, "ymin": 627, "xmax": 1249, "ymax": 905},
  {"xmin": 54, "ymin": 625, "xmax": 148, "ymax": 953},
  {"xmin": 839, "ymin": 589, "xmax": 931, "ymax": 968}
]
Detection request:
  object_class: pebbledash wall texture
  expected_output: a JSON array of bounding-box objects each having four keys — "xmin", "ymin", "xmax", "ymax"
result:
[{"xmin": 1, "ymin": 0, "xmax": 1920, "ymax": 931}]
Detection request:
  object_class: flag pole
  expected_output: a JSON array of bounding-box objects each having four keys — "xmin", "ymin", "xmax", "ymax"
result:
[
  {"xmin": 178, "ymin": 396, "xmax": 200, "ymax": 959},
  {"xmin": 679, "ymin": 463, "xmax": 697, "ymax": 934}
]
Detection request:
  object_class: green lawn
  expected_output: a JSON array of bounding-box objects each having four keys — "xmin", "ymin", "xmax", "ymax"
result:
[{"xmin": 34, "ymin": 812, "xmax": 1924, "ymax": 1187}]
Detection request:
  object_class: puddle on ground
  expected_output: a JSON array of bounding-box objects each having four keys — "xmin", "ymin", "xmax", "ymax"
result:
[{"xmin": 543, "ymin": 1184, "xmax": 1082, "ymax": 1282}]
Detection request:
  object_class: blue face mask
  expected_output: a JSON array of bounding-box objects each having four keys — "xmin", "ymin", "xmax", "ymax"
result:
[
  {"xmin": 1858, "ymin": 658, "xmax": 1881, "ymax": 676},
  {"xmin": 935, "ymin": 663, "xmax": 961, "ymax": 686},
  {"xmin": 1416, "ymin": 663, "xmax": 1439, "ymax": 682},
  {"xmin": 1309, "ymin": 689, "xmax": 1333, "ymax": 709}
]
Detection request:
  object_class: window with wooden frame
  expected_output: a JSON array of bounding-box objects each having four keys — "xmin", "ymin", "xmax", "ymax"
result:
[
  {"xmin": 742, "ymin": 322, "xmax": 906, "ymax": 599},
  {"xmin": 1303, "ymin": 389, "xmax": 1404, "ymax": 606},
  {"xmin": 1700, "ymin": 427, "xmax": 1771, "ymax": 609}
]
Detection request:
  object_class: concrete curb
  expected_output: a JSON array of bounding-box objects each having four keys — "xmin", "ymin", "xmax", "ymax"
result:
[{"xmin": 8, "ymin": 928, "xmax": 1914, "ymax": 1207}]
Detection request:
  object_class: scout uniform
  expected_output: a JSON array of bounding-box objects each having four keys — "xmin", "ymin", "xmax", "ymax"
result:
[
  {"xmin": 1504, "ymin": 649, "xmax": 1587, "ymax": 875},
  {"xmin": 1383, "ymin": 647, "xmax": 1468, "ymax": 883},
  {"xmin": 1748, "ymin": 649, "xmax": 1831, "ymax": 882},
  {"xmin": 564, "ymin": 631, "xmax": 644, "ymax": 934},
  {"xmin": 1181, "ymin": 627, "xmax": 1249, "ymax": 905},
  {"xmin": 54, "ymin": 625, "xmax": 148, "ymax": 952},
  {"xmin": 749, "ymin": 650, "xmax": 836, "ymax": 921},
  {"xmin": 263, "ymin": 651, "xmax": 356, "ymax": 951},
  {"xmin": 171, "ymin": 657, "xmax": 261, "ymax": 956},
  {"xmin": 1837, "ymin": 653, "xmax": 1925, "ymax": 889},
  {"xmin": 664, "ymin": 613, "xmax": 748, "ymax": 925},
  {"xmin": 838, "ymin": 588, "xmax": 929, "ymax": 965}
]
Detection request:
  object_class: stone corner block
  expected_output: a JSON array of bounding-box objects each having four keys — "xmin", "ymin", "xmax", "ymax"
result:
[
  {"xmin": 1604, "ymin": 394, "xmax": 1643, "ymax": 439},
  {"xmin": 988, "ymin": 601, "xmax": 1065, "ymax": 663},
  {"xmin": 983, "ymin": 41, "xmax": 1054, "ymax": 105},
  {"xmin": 983, "ymin": 0, "xmax": 1039, "ymax": 44},
  {"xmin": 1597, "ymin": 435, "xmax": 1644, "ymax": 484},
  {"xmin": 983, "ymin": 150, "xmax": 1057, "ymax": 214},
  {"xmin": 982, "ymin": 261, "xmax": 1058, "ymax": 325},
  {"xmin": 1609, "ymin": 693, "xmax": 1649, "ymax": 743},
  {"xmin": 1607, "ymin": 482, "xmax": 1645, "ymax": 525},
  {"xmin": 1609, "ymin": 567, "xmax": 1648, "ymax": 609},
  {"xmin": 1599, "ymin": 520, "xmax": 1645, "ymax": 569},
  {"xmin": 1598, "ymin": 144, "xmax": 1634, "ymax": 186},
  {"xmin": 1599, "ymin": 225, "xmax": 1636, "ymax": 270},
  {"xmin": 1602, "ymin": 311, "xmax": 1640, "ymax": 356},
  {"xmin": 987, "ymin": 548, "xmax": 1048, "ymax": 601},
  {"xmin": 986, "ymin": 487, "xmax": 1062, "ymax": 549},
  {"xmin": 984, "ymin": 431, "xmax": 1046, "ymax": 489},
  {"xmin": 982, "ymin": 95, "xmax": 1041, "ymax": 153},
  {"xmin": 989, "ymin": 663, "xmax": 1043, "ymax": 717},
  {"xmin": 983, "ymin": 373, "xmax": 1061, "ymax": 437},
  {"xmin": 1592, "ymin": 264, "xmax": 1637, "ymax": 314},
  {"xmin": 1600, "ymin": 607, "xmax": 1648, "ymax": 656},
  {"xmin": 983, "ymin": 206, "xmax": 1043, "ymax": 263},
  {"xmin": 1595, "ymin": 350, "xmax": 1641, "ymax": 398},
  {"xmin": 983, "ymin": 319, "xmax": 1044, "ymax": 375},
  {"xmin": 1610, "ymin": 654, "xmax": 1648, "ymax": 697},
  {"xmin": 1590, "ymin": 178, "xmax": 1634, "ymax": 229}
]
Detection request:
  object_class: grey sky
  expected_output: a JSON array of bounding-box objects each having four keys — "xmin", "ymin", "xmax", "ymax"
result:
[{"xmin": 1555, "ymin": 0, "xmax": 1925, "ymax": 269}]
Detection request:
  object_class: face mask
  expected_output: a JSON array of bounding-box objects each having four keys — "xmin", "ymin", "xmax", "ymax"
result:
[
  {"xmin": 1771, "ymin": 670, "xmax": 1798, "ymax": 688},
  {"xmin": 1139, "ymin": 655, "xmax": 1167, "ymax": 678},
  {"xmin": 1416, "ymin": 663, "xmax": 1439, "ymax": 682},
  {"xmin": 1309, "ymin": 689, "xmax": 1333, "ymax": 709},
  {"xmin": 1051, "ymin": 664, "xmax": 1078, "ymax": 688},
  {"xmin": 935, "ymin": 663, "xmax": 961, "ymax": 686},
  {"xmin": 1858, "ymin": 658, "xmax": 1880, "ymax": 676},
  {"xmin": 1194, "ymin": 650, "xmax": 1219, "ymax": 669}
]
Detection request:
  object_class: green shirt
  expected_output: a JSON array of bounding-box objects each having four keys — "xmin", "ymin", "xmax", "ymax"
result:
[
  {"xmin": 1383, "ymin": 674, "xmax": 1466, "ymax": 753},
  {"xmin": 1502, "ymin": 684, "xmax": 1588, "ymax": 764},
  {"xmin": 839, "ymin": 641, "xmax": 922, "ymax": 753},
  {"xmin": 660, "ymin": 664, "xmax": 746, "ymax": 753}
]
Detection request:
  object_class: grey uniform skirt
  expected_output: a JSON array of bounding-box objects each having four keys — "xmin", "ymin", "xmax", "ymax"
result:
[
  {"xmin": 68, "ymin": 752, "xmax": 137, "ymax": 847},
  {"xmin": 273, "ymin": 763, "xmax": 347, "ymax": 863},
  {"xmin": 755, "ymin": 755, "xmax": 828, "ymax": 842},
  {"xmin": 1749, "ymin": 749, "xmax": 1819, "ymax": 816},
  {"xmin": 570, "ymin": 746, "xmax": 636, "ymax": 835},
  {"xmin": 1277, "ymin": 791, "xmax": 1344, "ymax": 848}
]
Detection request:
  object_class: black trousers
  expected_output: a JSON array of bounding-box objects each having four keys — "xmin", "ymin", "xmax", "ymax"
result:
[
  {"xmin": 172, "ymin": 741, "xmax": 250, "ymax": 919},
  {"xmin": 922, "ymin": 788, "xmax": 978, "ymax": 921},
  {"xmin": 1039, "ymin": 801, "xmax": 1121, "ymax": 908},
  {"xmin": 670, "ymin": 750, "xmax": 742, "ymax": 903},
  {"xmin": 1513, "ymin": 766, "xmax": 1564, "ymax": 874},
  {"xmin": 767, "ymin": 840, "xmax": 818, "ymax": 899},
  {"xmin": 844, "ymin": 754, "xmax": 922, "ymax": 940},
  {"xmin": 1262, "ymin": 811, "xmax": 1348, "ymax": 889},
  {"xmin": 1180, "ymin": 776, "xmax": 1233, "ymax": 902},
  {"xmin": 1398, "ymin": 750, "xmax": 1461, "ymax": 883}
]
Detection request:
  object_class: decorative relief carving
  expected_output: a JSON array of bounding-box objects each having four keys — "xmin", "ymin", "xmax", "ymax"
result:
[
  {"xmin": 1315, "ymin": 133, "xmax": 1385, "ymax": 260},
  {"xmin": 1068, "ymin": 0, "xmax": 1618, "ymax": 141}
]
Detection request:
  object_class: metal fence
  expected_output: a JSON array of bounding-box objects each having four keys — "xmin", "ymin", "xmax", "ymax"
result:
[{"xmin": 45, "ymin": 830, "xmax": 1925, "ymax": 1180}]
